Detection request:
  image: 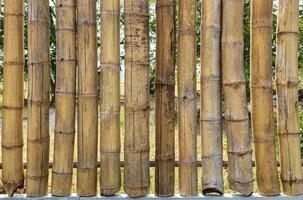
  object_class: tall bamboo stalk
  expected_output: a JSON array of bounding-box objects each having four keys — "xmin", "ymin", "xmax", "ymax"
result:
[
  {"xmin": 276, "ymin": 0, "xmax": 303, "ymax": 196},
  {"xmin": 222, "ymin": 0, "xmax": 253, "ymax": 196},
  {"xmin": 100, "ymin": 0, "xmax": 121, "ymax": 196},
  {"xmin": 27, "ymin": 0, "xmax": 50, "ymax": 196},
  {"xmin": 2, "ymin": 0, "xmax": 24, "ymax": 196},
  {"xmin": 250, "ymin": 0, "xmax": 280, "ymax": 196},
  {"xmin": 178, "ymin": 0, "xmax": 197, "ymax": 196},
  {"xmin": 51, "ymin": 0, "xmax": 76, "ymax": 196},
  {"xmin": 76, "ymin": 0, "xmax": 98, "ymax": 196},
  {"xmin": 200, "ymin": 0, "xmax": 223, "ymax": 195},
  {"xmin": 124, "ymin": 0, "xmax": 150, "ymax": 197},
  {"xmin": 155, "ymin": 0, "xmax": 176, "ymax": 197}
]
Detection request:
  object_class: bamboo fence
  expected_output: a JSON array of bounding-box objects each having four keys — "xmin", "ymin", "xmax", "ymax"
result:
[{"xmin": 0, "ymin": 0, "xmax": 303, "ymax": 198}]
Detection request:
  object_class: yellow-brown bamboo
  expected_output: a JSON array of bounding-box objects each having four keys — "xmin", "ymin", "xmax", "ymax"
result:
[
  {"xmin": 200, "ymin": 0, "xmax": 223, "ymax": 195},
  {"xmin": 124, "ymin": 0, "xmax": 150, "ymax": 197},
  {"xmin": 26, "ymin": 0, "xmax": 50, "ymax": 196},
  {"xmin": 250, "ymin": 0, "xmax": 280, "ymax": 196},
  {"xmin": 155, "ymin": 0, "xmax": 176, "ymax": 197},
  {"xmin": 51, "ymin": 0, "xmax": 77, "ymax": 196},
  {"xmin": 276, "ymin": 0, "xmax": 303, "ymax": 196},
  {"xmin": 178, "ymin": 0, "xmax": 198, "ymax": 196},
  {"xmin": 76, "ymin": 0, "xmax": 98, "ymax": 196},
  {"xmin": 100, "ymin": 0, "xmax": 121, "ymax": 196},
  {"xmin": 2, "ymin": 0, "xmax": 24, "ymax": 196}
]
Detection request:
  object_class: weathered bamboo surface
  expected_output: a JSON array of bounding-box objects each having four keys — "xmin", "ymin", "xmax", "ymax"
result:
[
  {"xmin": 222, "ymin": 0, "xmax": 253, "ymax": 196},
  {"xmin": 76, "ymin": 0, "xmax": 98, "ymax": 197},
  {"xmin": 276, "ymin": 0, "xmax": 303, "ymax": 196},
  {"xmin": 201, "ymin": 0, "xmax": 223, "ymax": 195},
  {"xmin": 2, "ymin": 0, "xmax": 24, "ymax": 197},
  {"xmin": 52, "ymin": 0, "xmax": 77, "ymax": 196},
  {"xmin": 100, "ymin": 0, "xmax": 121, "ymax": 196},
  {"xmin": 155, "ymin": 0, "xmax": 176, "ymax": 197},
  {"xmin": 251, "ymin": 0, "xmax": 280, "ymax": 196},
  {"xmin": 27, "ymin": 0, "xmax": 50, "ymax": 197},
  {"xmin": 178, "ymin": 0, "xmax": 198, "ymax": 196},
  {"xmin": 124, "ymin": 0, "xmax": 150, "ymax": 197}
]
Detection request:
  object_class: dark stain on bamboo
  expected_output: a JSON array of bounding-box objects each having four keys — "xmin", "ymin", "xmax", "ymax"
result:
[
  {"xmin": 124, "ymin": 0, "xmax": 150, "ymax": 197},
  {"xmin": 178, "ymin": 0, "xmax": 198, "ymax": 196},
  {"xmin": 155, "ymin": 0, "xmax": 176, "ymax": 197}
]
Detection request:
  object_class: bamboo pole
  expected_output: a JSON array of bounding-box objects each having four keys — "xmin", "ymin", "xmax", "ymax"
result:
[
  {"xmin": 76, "ymin": 0, "xmax": 98, "ymax": 196},
  {"xmin": 276, "ymin": 0, "xmax": 303, "ymax": 196},
  {"xmin": 155, "ymin": 0, "xmax": 176, "ymax": 197},
  {"xmin": 124, "ymin": 0, "xmax": 150, "ymax": 197},
  {"xmin": 27, "ymin": 0, "xmax": 50, "ymax": 197},
  {"xmin": 2, "ymin": 0, "xmax": 24, "ymax": 197},
  {"xmin": 178, "ymin": 0, "xmax": 198, "ymax": 196},
  {"xmin": 200, "ymin": 0, "xmax": 223, "ymax": 195},
  {"xmin": 222, "ymin": 0, "xmax": 253, "ymax": 196},
  {"xmin": 250, "ymin": 0, "xmax": 280, "ymax": 196},
  {"xmin": 100, "ymin": 0, "xmax": 121, "ymax": 196},
  {"xmin": 51, "ymin": 0, "xmax": 77, "ymax": 196}
]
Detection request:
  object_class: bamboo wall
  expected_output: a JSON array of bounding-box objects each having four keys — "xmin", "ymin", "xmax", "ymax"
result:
[{"xmin": 1, "ymin": 0, "xmax": 303, "ymax": 198}]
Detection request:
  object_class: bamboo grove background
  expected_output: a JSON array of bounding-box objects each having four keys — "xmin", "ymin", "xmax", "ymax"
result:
[{"xmin": 0, "ymin": 0, "xmax": 302, "ymax": 198}]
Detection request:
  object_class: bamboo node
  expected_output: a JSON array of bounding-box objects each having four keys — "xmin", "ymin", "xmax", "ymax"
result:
[
  {"xmin": 155, "ymin": 155, "xmax": 175, "ymax": 162},
  {"xmin": 28, "ymin": 19, "xmax": 49, "ymax": 27},
  {"xmin": 201, "ymin": 76, "xmax": 220, "ymax": 81},
  {"xmin": 276, "ymin": 81, "xmax": 299, "ymax": 87},
  {"xmin": 124, "ymin": 146, "xmax": 149, "ymax": 153},
  {"xmin": 224, "ymin": 115, "xmax": 248, "ymax": 122},
  {"xmin": 223, "ymin": 81, "xmax": 246, "ymax": 88},
  {"xmin": 156, "ymin": 0, "xmax": 175, "ymax": 8},
  {"xmin": 2, "ymin": 105, "xmax": 23, "ymax": 111},
  {"xmin": 2, "ymin": 143, "xmax": 24, "ymax": 150},
  {"xmin": 56, "ymin": 27, "xmax": 76, "ymax": 32},
  {"xmin": 3, "ymin": 61, "xmax": 25, "ymax": 66},
  {"xmin": 3, "ymin": 12, "xmax": 24, "ymax": 17},
  {"xmin": 100, "ymin": 63, "xmax": 120, "ymax": 69},
  {"xmin": 54, "ymin": 130, "xmax": 75, "ymax": 135},
  {"xmin": 178, "ymin": 161, "xmax": 197, "ymax": 167},
  {"xmin": 179, "ymin": 30, "xmax": 196, "ymax": 36},
  {"xmin": 124, "ymin": 12, "xmax": 149, "ymax": 18},
  {"xmin": 202, "ymin": 154, "xmax": 222, "ymax": 160},
  {"xmin": 277, "ymin": 30, "xmax": 299, "ymax": 36},
  {"xmin": 279, "ymin": 132, "xmax": 301, "ymax": 137},
  {"xmin": 28, "ymin": 99, "xmax": 49, "ymax": 106},
  {"xmin": 100, "ymin": 10, "xmax": 120, "ymax": 16},
  {"xmin": 251, "ymin": 24, "xmax": 272, "ymax": 29},
  {"xmin": 28, "ymin": 61, "xmax": 50, "ymax": 66},
  {"xmin": 124, "ymin": 105, "xmax": 150, "ymax": 113},
  {"xmin": 228, "ymin": 149, "xmax": 252, "ymax": 156},
  {"xmin": 201, "ymin": 118, "xmax": 221, "ymax": 123},
  {"xmin": 124, "ymin": 183, "xmax": 150, "ymax": 190},
  {"xmin": 52, "ymin": 171, "xmax": 72, "ymax": 176},
  {"xmin": 27, "ymin": 137, "xmax": 50, "ymax": 144},
  {"xmin": 253, "ymin": 135, "xmax": 275, "ymax": 143},
  {"xmin": 26, "ymin": 174, "xmax": 48, "ymax": 180}
]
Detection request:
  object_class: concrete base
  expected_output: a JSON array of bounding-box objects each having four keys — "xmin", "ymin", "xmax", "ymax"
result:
[{"xmin": 1, "ymin": 194, "xmax": 303, "ymax": 200}]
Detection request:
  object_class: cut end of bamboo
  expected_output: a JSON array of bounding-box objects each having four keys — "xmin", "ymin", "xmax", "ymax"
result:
[
  {"xmin": 3, "ymin": 179, "xmax": 24, "ymax": 197},
  {"xmin": 228, "ymin": 180, "xmax": 253, "ymax": 196},
  {"xmin": 282, "ymin": 181, "xmax": 303, "ymax": 196},
  {"xmin": 202, "ymin": 185, "xmax": 224, "ymax": 196},
  {"xmin": 124, "ymin": 187, "xmax": 149, "ymax": 198},
  {"xmin": 101, "ymin": 188, "xmax": 120, "ymax": 197},
  {"xmin": 77, "ymin": 170, "xmax": 97, "ymax": 197}
]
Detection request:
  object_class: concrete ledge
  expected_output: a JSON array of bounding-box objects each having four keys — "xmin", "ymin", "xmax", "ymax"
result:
[{"xmin": 1, "ymin": 194, "xmax": 303, "ymax": 200}]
